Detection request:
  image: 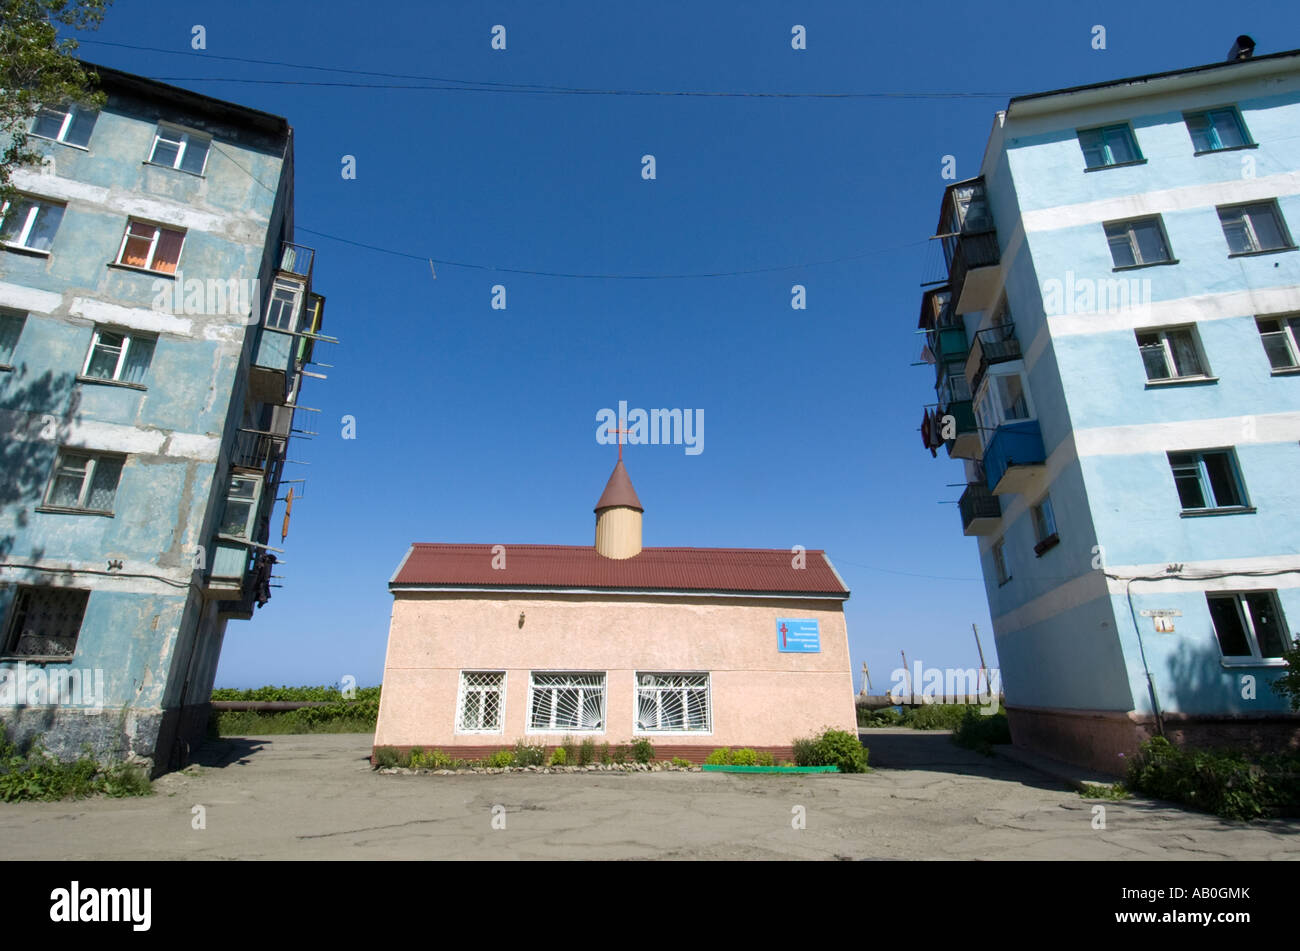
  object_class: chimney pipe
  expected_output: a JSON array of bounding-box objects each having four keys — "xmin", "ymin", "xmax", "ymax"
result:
[{"xmin": 1227, "ymin": 35, "xmax": 1256, "ymax": 62}]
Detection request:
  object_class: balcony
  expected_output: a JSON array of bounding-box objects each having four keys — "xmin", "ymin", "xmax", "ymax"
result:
[
  {"xmin": 249, "ymin": 241, "xmax": 319, "ymax": 405},
  {"xmin": 935, "ymin": 179, "xmax": 1000, "ymax": 315},
  {"xmin": 942, "ymin": 399, "xmax": 981, "ymax": 459},
  {"xmin": 983, "ymin": 420, "xmax": 1047, "ymax": 496},
  {"xmin": 959, "ymin": 482, "xmax": 1002, "ymax": 535},
  {"xmin": 967, "ymin": 322, "xmax": 1023, "ymax": 394},
  {"xmin": 230, "ymin": 428, "xmax": 286, "ymax": 472}
]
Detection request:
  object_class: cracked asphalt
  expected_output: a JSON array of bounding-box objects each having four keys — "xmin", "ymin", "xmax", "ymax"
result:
[{"xmin": 1, "ymin": 729, "xmax": 1296, "ymax": 859}]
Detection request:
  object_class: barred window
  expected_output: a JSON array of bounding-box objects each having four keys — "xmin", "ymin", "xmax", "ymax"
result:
[
  {"xmin": 528, "ymin": 672, "xmax": 605, "ymax": 732},
  {"xmin": 456, "ymin": 671, "xmax": 505, "ymax": 732},
  {"xmin": 4, "ymin": 586, "xmax": 89, "ymax": 658},
  {"xmin": 636, "ymin": 672, "xmax": 711, "ymax": 733}
]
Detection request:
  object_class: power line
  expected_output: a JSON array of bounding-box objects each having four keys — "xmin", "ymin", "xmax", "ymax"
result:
[
  {"xmin": 296, "ymin": 227, "xmax": 927, "ymax": 279},
  {"xmin": 80, "ymin": 40, "xmax": 1009, "ymax": 100}
]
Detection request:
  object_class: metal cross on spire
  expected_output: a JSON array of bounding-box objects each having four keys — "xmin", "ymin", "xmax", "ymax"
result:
[{"xmin": 612, "ymin": 417, "xmax": 633, "ymax": 463}]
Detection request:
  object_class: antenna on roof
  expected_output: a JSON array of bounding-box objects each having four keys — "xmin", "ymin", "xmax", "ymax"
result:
[{"xmin": 1227, "ymin": 35, "xmax": 1256, "ymax": 62}]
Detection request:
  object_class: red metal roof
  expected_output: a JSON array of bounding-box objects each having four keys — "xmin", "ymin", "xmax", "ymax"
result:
[
  {"xmin": 390, "ymin": 544, "xmax": 848, "ymax": 596},
  {"xmin": 594, "ymin": 461, "xmax": 643, "ymax": 512}
]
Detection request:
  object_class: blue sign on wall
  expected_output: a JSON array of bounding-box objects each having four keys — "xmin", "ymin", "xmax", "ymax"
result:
[{"xmin": 776, "ymin": 618, "xmax": 820, "ymax": 653}]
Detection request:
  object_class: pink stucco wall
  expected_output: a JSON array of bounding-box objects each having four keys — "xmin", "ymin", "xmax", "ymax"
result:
[{"xmin": 374, "ymin": 592, "xmax": 857, "ymax": 750}]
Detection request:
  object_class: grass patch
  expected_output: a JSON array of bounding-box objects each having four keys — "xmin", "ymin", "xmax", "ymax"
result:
[
  {"xmin": 1080, "ymin": 781, "xmax": 1131, "ymax": 800},
  {"xmin": 950, "ymin": 708, "xmax": 1012, "ymax": 755},
  {"xmin": 1126, "ymin": 736, "xmax": 1300, "ymax": 821},
  {"xmin": 0, "ymin": 729, "xmax": 151, "ymax": 802},
  {"xmin": 211, "ymin": 711, "xmax": 376, "ymax": 736}
]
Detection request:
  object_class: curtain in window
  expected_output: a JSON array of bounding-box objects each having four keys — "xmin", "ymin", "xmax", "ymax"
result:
[
  {"xmin": 152, "ymin": 228, "xmax": 183, "ymax": 273},
  {"xmin": 85, "ymin": 331, "xmax": 125, "ymax": 379},
  {"xmin": 1244, "ymin": 205, "xmax": 1285, "ymax": 251},
  {"xmin": 120, "ymin": 336, "xmax": 155, "ymax": 384},
  {"xmin": 179, "ymin": 138, "xmax": 209, "ymax": 175},
  {"xmin": 1167, "ymin": 331, "xmax": 1203, "ymax": 377},
  {"xmin": 120, "ymin": 222, "xmax": 154, "ymax": 268},
  {"xmin": 1132, "ymin": 220, "xmax": 1169, "ymax": 264},
  {"xmin": 86, "ymin": 457, "xmax": 122, "ymax": 510},
  {"xmin": 1137, "ymin": 333, "xmax": 1169, "ymax": 379},
  {"xmin": 49, "ymin": 453, "xmax": 90, "ymax": 508}
]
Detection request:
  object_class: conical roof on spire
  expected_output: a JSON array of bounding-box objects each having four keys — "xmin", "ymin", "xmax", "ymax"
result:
[{"xmin": 594, "ymin": 460, "xmax": 643, "ymax": 513}]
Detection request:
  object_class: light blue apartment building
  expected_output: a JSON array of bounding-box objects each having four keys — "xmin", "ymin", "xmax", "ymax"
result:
[
  {"xmin": 0, "ymin": 65, "xmax": 331, "ymax": 773},
  {"xmin": 920, "ymin": 39, "xmax": 1300, "ymax": 773}
]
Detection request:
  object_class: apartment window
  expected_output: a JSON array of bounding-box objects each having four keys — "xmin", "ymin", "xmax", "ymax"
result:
[
  {"xmin": 30, "ymin": 104, "xmax": 97, "ymax": 148},
  {"xmin": 0, "ymin": 196, "xmax": 66, "ymax": 253},
  {"xmin": 635, "ymin": 673, "xmax": 711, "ymax": 733},
  {"xmin": 218, "ymin": 474, "xmax": 263, "ymax": 539},
  {"xmin": 148, "ymin": 124, "xmax": 210, "ymax": 175},
  {"xmin": 1032, "ymin": 496, "xmax": 1059, "ymax": 556},
  {"xmin": 456, "ymin": 671, "xmax": 506, "ymax": 732},
  {"xmin": 1105, "ymin": 217, "xmax": 1173, "ymax": 268},
  {"xmin": 1207, "ymin": 592, "xmax": 1289, "ymax": 661},
  {"xmin": 1218, "ymin": 202, "xmax": 1293, "ymax": 255},
  {"xmin": 975, "ymin": 370, "xmax": 1033, "ymax": 438},
  {"xmin": 81, "ymin": 327, "xmax": 156, "ymax": 385},
  {"xmin": 43, "ymin": 450, "xmax": 124, "ymax": 513},
  {"xmin": 1136, "ymin": 326, "xmax": 1209, "ymax": 381},
  {"xmin": 528, "ymin": 672, "xmax": 606, "ymax": 732},
  {"xmin": 1185, "ymin": 108, "xmax": 1251, "ymax": 153},
  {"xmin": 1078, "ymin": 124, "xmax": 1142, "ymax": 169},
  {"xmin": 3, "ymin": 587, "xmax": 89, "ymax": 658},
  {"xmin": 264, "ymin": 278, "xmax": 304, "ymax": 331},
  {"xmin": 0, "ymin": 309, "xmax": 25, "ymax": 365},
  {"xmin": 1255, "ymin": 314, "xmax": 1300, "ymax": 370},
  {"xmin": 115, "ymin": 220, "xmax": 184, "ymax": 274},
  {"xmin": 992, "ymin": 539, "xmax": 1010, "ymax": 586},
  {"xmin": 1168, "ymin": 450, "xmax": 1248, "ymax": 512}
]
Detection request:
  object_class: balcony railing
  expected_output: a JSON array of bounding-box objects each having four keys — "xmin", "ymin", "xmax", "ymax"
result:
[
  {"xmin": 230, "ymin": 428, "xmax": 286, "ymax": 471},
  {"xmin": 969, "ymin": 322, "xmax": 1023, "ymax": 393},
  {"xmin": 929, "ymin": 326, "xmax": 969, "ymax": 368},
  {"xmin": 278, "ymin": 242, "xmax": 314, "ymax": 283},
  {"xmin": 959, "ymin": 482, "xmax": 1001, "ymax": 535}
]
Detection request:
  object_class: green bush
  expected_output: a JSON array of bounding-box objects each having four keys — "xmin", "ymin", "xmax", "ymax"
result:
[
  {"xmin": 858, "ymin": 707, "xmax": 904, "ymax": 728},
  {"xmin": 599, "ymin": 742, "xmax": 612, "ymax": 765},
  {"xmin": 411, "ymin": 748, "xmax": 456, "ymax": 769},
  {"xmin": 0, "ymin": 731, "xmax": 151, "ymax": 802},
  {"xmin": 951, "ymin": 708, "xmax": 1012, "ymax": 755},
  {"xmin": 513, "ymin": 741, "xmax": 547, "ymax": 767},
  {"xmin": 1125, "ymin": 736, "xmax": 1300, "ymax": 821},
  {"xmin": 549, "ymin": 746, "xmax": 567, "ymax": 766},
  {"xmin": 373, "ymin": 747, "xmax": 399, "ymax": 769},
  {"xmin": 903, "ymin": 704, "xmax": 976, "ymax": 731},
  {"xmin": 671, "ymin": 757, "xmax": 692, "ymax": 768},
  {"xmin": 577, "ymin": 738, "xmax": 597, "ymax": 766},
  {"xmin": 1271, "ymin": 636, "xmax": 1300, "ymax": 711},
  {"xmin": 631, "ymin": 738, "xmax": 655, "ymax": 764},
  {"xmin": 792, "ymin": 729, "xmax": 870, "ymax": 773},
  {"xmin": 704, "ymin": 747, "xmax": 732, "ymax": 765},
  {"xmin": 611, "ymin": 744, "xmax": 629, "ymax": 765},
  {"xmin": 756, "ymin": 751, "xmax": 775, "ymax": 767},
  {"xmin": 731, "ymin": 748, "xmax": 758, "ymax": 766},
  {"xmin": 485, "ymin": 750, "xmax": 515, "ymax": 768}
]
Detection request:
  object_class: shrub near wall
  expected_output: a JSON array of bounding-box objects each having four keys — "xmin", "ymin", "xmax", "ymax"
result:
[{"xmin": 1126, "ymin": 737, "xmax": 1300, "ymax": 821}]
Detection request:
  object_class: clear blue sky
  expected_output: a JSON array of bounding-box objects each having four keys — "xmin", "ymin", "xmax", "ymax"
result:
[{"xmin": 71, "ymin": 2, "xmax": 1300, "ymax": 691}]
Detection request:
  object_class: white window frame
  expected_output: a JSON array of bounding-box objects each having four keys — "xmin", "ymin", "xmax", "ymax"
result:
[
  {"xmin": 1104, "ymin": 216, "xmax": 1173, "ymax": 268},
  {"xmin": 148, "ymin": 124, "xmax": 211, "ymax": 175},
  {"xmin": 30, "ymin": 104, "xmax": 96, "ymax": 148},
  {"xmin": 975, "ymin": 367, "xmax": 1035, "ymax": 447},
  {"xmin": 1135, "ymin": 325, "xmax": 1210, "ymax": 382},
  {"xmin": 0, "ymin": 195, "xmax": 65, "ymax": 254},
  {"xmin": 634, "ymin": 672, "xmax": 712, "ymax": 735},
  {"xmin": 114, "ymin": 219, "xmax": 186, "ymax": 273},
  {"xmin": 1218, "ymin": 201, "xmax": 1293, "ymax": 255},
  {"xmin": 1167, "ymin": 449, "xmax": 1249, "ymax": 513},
  {"xmin": 80, "ymin": 326, "xmax": 155, "ymax": 385},
  {"xmin": 1207, "ymin": 591, "xmax": 1290, "ymax": 664},
  {"xmin": 1256, "ymin": 314, "xmax": 1300, "ymax": 370},
  {"xmin": 264, "ymin": 277, "xmax": 305, "ymax": 332},
  {"xmin": 992, "ymin": 539, "xmax": 1010, "ymax": 586},
  {"xmin": 42, "ymin": 450, "xmax": 125, "ymax": 513},
  {"xmin": 217, "ymin": 473, "xmax": 264, "ymax": 541},
  {"xmin": 525, "ymin": 671, "xmax": 607, "ymax": 734},
  {"xmin": 454, "ymin": 671, "xmax": 507, "ymax": 733}
]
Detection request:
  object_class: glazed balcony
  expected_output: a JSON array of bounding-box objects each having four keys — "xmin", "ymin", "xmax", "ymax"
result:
[
  {"xmin": 936, "ymin": 179, "xmax": 1000, "ymax": 315},
  {"xmin": 983, "ymin": 420, "xmax": 1047, "ymax": 496},
  {"xmin": 250, "ymin": 242, "xmax": 323, "ymax": 405},
  {"xmin": 959, "ymin": 482, "xmax": 1002, "ymax": 536},
  {"xmin": 968, "ymin": 322, "xmax": 1023, "ymax": 394}
]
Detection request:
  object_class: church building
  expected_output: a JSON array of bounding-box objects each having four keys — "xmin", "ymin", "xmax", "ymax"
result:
[{"xmin": 373, "ymin": 458, "xmax": 858, "ymax": 762}]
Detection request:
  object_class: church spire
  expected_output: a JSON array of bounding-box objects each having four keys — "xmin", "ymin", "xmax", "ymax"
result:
[{"xmin": 594, "ymin": 429, "xmax": 643, "ymax": 559}]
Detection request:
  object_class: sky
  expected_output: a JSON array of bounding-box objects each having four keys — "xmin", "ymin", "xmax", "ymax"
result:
[{"xmin": 65, "ymin": 1, "xmax": 1300, "ymax": 692}]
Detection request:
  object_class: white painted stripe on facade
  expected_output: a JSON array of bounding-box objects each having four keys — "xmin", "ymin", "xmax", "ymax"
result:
[
  {"xmin": 63, "ymin": 420, "xmax": 166, "ymax": 454},
  {"xmin": 1074, "ymin": 411, "xmax": 1300, "ymax": 457},
  {"xmin": 1021, "ymin": 170, "xmax": 1300, "ymax": 233},
  {"xmin": 12, "ymin": 169, "xmax": 231, "ymax": 233},
  {"xmin": 165, "ymin": 433, "xmax": 221, "ymax": 462},
  {"xmin": 1047, "ymin": 283, "xmax": 1300, "ymax": 337},
  {"xmin": 69, "ymin": 297, "xmax": 193, "ymax": 336},
  {"xmin": 0, "ymin": 281, "xmax": 62, "ymax": 315},
  {"xmin": 992, "ymin": 554, "xmax": 1300, "ymax": 635}
]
